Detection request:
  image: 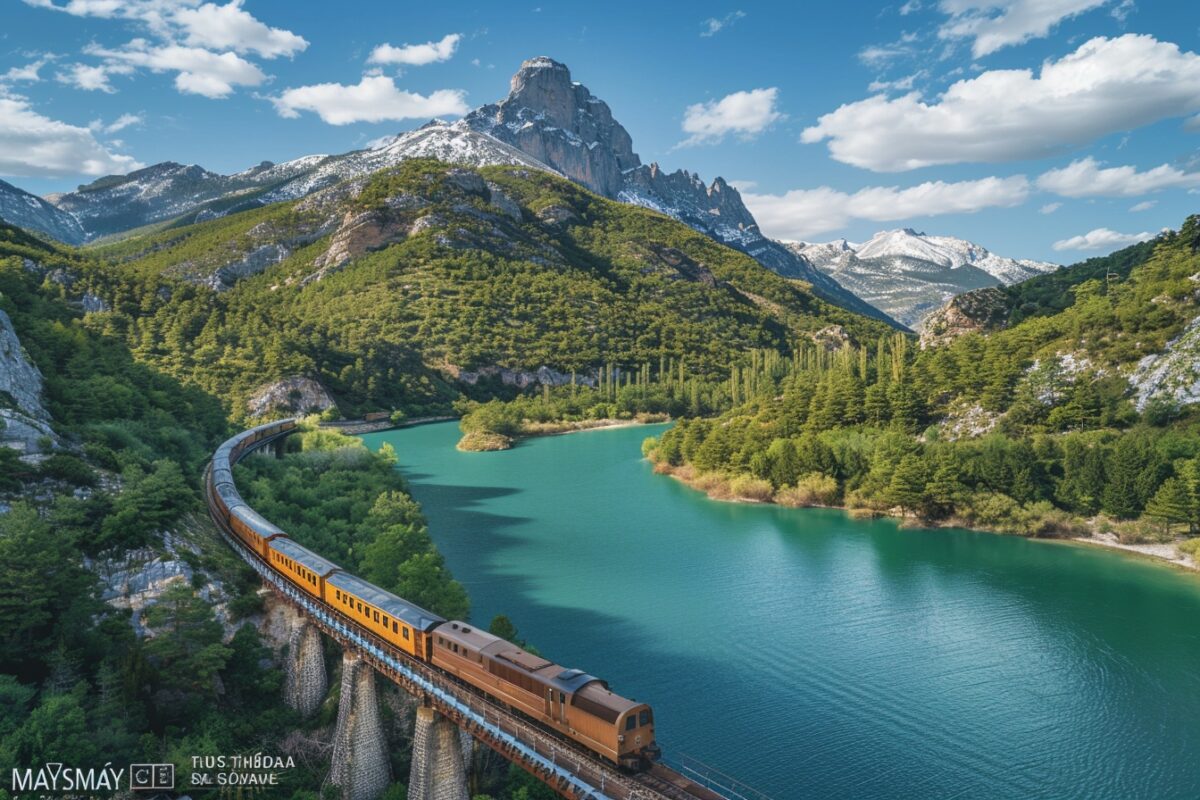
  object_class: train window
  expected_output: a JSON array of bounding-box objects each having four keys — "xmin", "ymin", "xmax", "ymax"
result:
[
  {"xmin": 382, "ymin": 615, "xmax": 389, "ymax": 628},
  {"xmin": 403, "ymin": 628, "xmax": 410, "ymax": 640},
  {"xmin": 373, "ymin": 610, "xmax": 379, "ymax": 623},
  {"xmin": 626, "ymin": 716, "xmax": 637, "ymax": 731},
  {"xmin": 335, "ymin": 590, "xmax": 340, "ymax": 600},
  {"xmin": 640, "ymin": 710, "xmax": 650, "ymax": 726},
  {"xmin": 392, "ymin": 621, "xmax": 398, "ymax": 633},
  {"xmin": 357, "ymin": 602, "xmax": 363, "ymax": 612}
]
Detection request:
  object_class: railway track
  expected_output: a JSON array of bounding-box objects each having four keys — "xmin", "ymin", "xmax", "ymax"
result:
[{"xmin": 205, "ymin": 424, "xmax": 758, "ymax": 800}]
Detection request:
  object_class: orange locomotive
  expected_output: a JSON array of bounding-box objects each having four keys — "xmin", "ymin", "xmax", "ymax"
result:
[{"xmin": 207, "ymin": 419, "xmax": 660, "ymax": 771}]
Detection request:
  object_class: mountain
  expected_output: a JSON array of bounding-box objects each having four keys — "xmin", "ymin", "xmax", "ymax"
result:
[
  {"xmin": 0, "ymin": 179, "xmax": 86, "ymax": 245},
  {"xmin": 8, "ymin": 56, "xmax": 894, "ymax": 325},
  {"xmin": 461, "ymin": 57, "xmax": 896, "ymax": 325},
  {"xmin": 77, "ymin": 159, "xmax": 894, "ymax": 417},
  {"xmin": 788, "ymin": 228, "xmax": 1059, "ymax": 328}
]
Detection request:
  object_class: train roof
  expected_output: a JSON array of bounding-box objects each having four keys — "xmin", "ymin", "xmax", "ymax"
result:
[
  {"xmin": 327, "ymin": 571, "xmax": 444, "ymax": 630},
  {"xmin": 437, "ymin": 622, "xmax": 611, "ymax": 696},
  {"xmin": 230, "ymin": 503, "xmax": 285, "ymax": 538},
  {"xmin": 215, "ymin": 481, "xmax": 243, "ymax": 508},
  {"xmin": 269, "ymin": 537, "xmax": 340, "ymax": 577}
]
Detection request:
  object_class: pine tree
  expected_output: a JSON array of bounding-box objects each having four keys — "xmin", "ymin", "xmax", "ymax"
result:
[
  {"xmin": 1144, "ymin": 477, "xmax": 1192, "ymax": 534},
  {"xmin": 887, "ymin": 454, "xmax": 927, "ymax": 515}
]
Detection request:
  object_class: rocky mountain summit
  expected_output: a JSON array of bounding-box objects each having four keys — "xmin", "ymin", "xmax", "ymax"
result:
[
  {"xmin": 462, "ymin": 57, "xmax": 894, "ymax": 324},
  {"xmin": 790, "ymin": 228, "xmax": 1058, "ymax": 328}
]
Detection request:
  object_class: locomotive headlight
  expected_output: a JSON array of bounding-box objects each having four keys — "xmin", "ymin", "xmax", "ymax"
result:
[{"xmin": 618, "ymin": 734, "xmax": 625, "ymax": 743}]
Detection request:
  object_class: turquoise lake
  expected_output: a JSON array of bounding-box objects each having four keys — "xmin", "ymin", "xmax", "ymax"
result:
[{"xmin": 362, "ymin": 421, "xmax": 1200, "ymax": 799}]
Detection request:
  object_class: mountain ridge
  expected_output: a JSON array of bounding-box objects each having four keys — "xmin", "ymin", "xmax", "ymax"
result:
[{"xmin": 789, "ymin": 228, "xmax": 1058, "ymax": 328}]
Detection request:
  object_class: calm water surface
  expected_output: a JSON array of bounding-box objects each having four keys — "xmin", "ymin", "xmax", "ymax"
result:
[{"xmin": 363, "ymin": 422, "xmax": 1200, "ymax": 800}]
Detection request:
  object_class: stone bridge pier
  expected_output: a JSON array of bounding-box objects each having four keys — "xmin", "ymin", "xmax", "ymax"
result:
[
  {"xmin": 283, "ymin": 620, "xmax": 327, "ymax": 717},
  {"xmin": 330, "ymin": 653, "xmax": 392, "ymax": 800},
  {"xmin": 407, "ymin": 704, "xmax": 469, "ymax": 800}
]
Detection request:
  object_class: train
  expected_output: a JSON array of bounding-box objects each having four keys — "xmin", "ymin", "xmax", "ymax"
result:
[{"xmin": 207, "ymin": 419, "xmax": 661, "ymax": 771}]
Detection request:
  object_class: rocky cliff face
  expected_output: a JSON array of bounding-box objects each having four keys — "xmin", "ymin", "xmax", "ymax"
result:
[
  {"xmin": 918, "ymin": 287, "xmax": 1012, "ymax": 349},
  {"xmin": 462, "ymin": 56, "xmax": 639, "ymax": 198},
  {"xmin": 0, "ymin": 179, "xmax": 85, "ymax": 245},
  {"xmin": 0, "ymin": 308, "xmax": 57, "ymax": 456},
  {"xmin": 247, "ymin": 376, "xmax": 336, "ymax": 417}
]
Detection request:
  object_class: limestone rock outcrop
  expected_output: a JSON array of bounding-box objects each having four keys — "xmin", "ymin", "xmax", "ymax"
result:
[
  {"xmin": 246, "ymin": 375, "xmax": 336, "ymax": 417},
  {"xmin": 919, "ymin": 287, "xmax": 1011, "ymax": 349}
]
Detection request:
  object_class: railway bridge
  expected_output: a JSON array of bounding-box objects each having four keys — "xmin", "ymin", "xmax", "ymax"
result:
[{"xmin": 205, "ymin": 421, "xmax": 770, "ymax": 800}]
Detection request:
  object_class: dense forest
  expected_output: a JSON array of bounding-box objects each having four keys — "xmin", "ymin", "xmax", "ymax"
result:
[{"xmin": 639, "ymin": 217, "xmax": 1200, "ymax": 555}]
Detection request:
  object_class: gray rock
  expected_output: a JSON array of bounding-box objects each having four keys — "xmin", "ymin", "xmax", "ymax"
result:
[
  {"xmin": 0, "ymin": 310, "xmax": 49, "ymax": 421},
  {"xmin": 247, "ymin": 375, "xmax": 336, "ymax": 417},
  {"xmin": 80, "ymin": 292, "xmax": 110, "ymax": 313},
  {"xmin": 485, "ymin": 183, "xmax": 523, "ymax": 222}
]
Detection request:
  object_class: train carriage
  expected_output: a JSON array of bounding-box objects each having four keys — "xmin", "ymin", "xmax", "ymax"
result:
[
  {"xmin": 267, "ymin": 537, "xmax": 339, "ymax": 600},
  {"xmin": 326, "ymin": 572, "xmax": 444, "ymax": 660},
  {"xmin": 431, "ymin": 621, "xmax": 659, "ymax": 769},
  {"xmin": 229, "ymin": 502, "xmax": 287, "ymax": 559}
]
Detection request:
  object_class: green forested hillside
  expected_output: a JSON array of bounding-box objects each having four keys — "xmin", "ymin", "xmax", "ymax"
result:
[
  {"xmin": 74, "ymin": 159, "xmax": 892, "ymax": 419},
  {"xmin": 645, "ymin": 216, "xmax": 1200, "ymax": 547}
]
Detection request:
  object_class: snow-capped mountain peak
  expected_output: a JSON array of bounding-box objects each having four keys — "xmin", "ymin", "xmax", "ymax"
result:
[{"xmin": 789, "ymin": 230, "xmax": 1058, "ymax": 329}]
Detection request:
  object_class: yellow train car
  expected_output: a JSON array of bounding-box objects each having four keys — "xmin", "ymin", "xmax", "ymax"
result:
[
  {"xmin": 267, "ymin": 537, "xmax": 339, "ymax": 601},
  {"xmin": 326, "ymin": 571, "xmax": 444, "ymax": 660}
]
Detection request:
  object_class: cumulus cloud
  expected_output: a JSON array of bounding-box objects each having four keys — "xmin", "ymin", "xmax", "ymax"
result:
[
  {"xmin": 25, "ymin": 0, "xmax": 305, "ymax": 98},
  {"xmin": 700, "ymin": 10, "xmax": 745, "ymax": 37},
  {"xmin": 937, "ymin": 0, "xmax": 1109, "ymax": 58},
  {"xmin": 742, "ymin": 175, "xmax": 1030, "ymax": 240},
  {"xmin": 368, "ymin": 33, "xmax": 461, "ymax": 66},
  {"xmin": 679, "ymin": 88, "xmax": 781, "ymax": 147},
  {"xmin": 86, "ymin": 40, "xmax": 266, "ymax": 97},
  {"xmin": 271, "ymin": 75, "xmax": 469, "ymax": 125},
  {"xmin": 175, "ymin": 1, "xmax": 308, "ymax": 58},
  {"xmin": 1052, "ymin": 227, "xmax": 1158, "ymax": 251},
  {"xmin": 56, "ymin": 62, "xmax": 133, "ymax": 92},
  {"xmin": 802, "ymin": 35, "xmax": 1200, "ymax": 172},
  {"xmin": 2, "ymin": 59, "xmax": 49, "ymax": 83},
  {"xmin": 0, "ymin": 93, "xmax": 142, "ymax": 177},
  {"xmin": 1037, "ymin": 156, "xmax": 1200, "ymax": 197}
]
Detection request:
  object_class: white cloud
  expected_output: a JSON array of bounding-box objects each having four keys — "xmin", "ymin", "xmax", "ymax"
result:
[
  {"xmin": 803, "ymin": 35, "xmax": 1200, "ymax": 172},
  {"xmin": 937, "ymin": 0, "xmax": 1109, "ymax": 58},
  {"xmin": 0, "ymin": 93, "xmax": 142, "ymax": 177},
  {"xmin": 25, "ymin": 0, "xmax": 304, "ymax": 98},
  {"xmin": 1130, "ymin": 199, "xmax": 1156, "ymax": 212},
  {"xmin": 1040, "ymin": 202, "xmax": 1062, "ymax": 214},
  {"xmin": 1037, "ymin": 156, "xmax": 1200, "ymax": 197},
  {"xmin": 743, "ymin": 175, "xmax": 1030, "ymax": 240},
  {"xmin": 679, "ymin": 88, "xmax": 781, "ymax": 146},
  {"xmin": 56, "ymin": 62, "xmax": 133, "ymax": 92},
  {"xmin": 86, "ymin": 41, "xmax": 266, "ymax": 97},
  {"xmin": 272, "ymin": 75, "xmax": 469, "ymax": 125},
  {"xmin": 1052, "ymin": 227, "xmax": 1158, "ymax": 251},
  {"xmin": 900, "ymin": 1, "xmax": 923, "ymax": 14},
  {"xmin": 174, "ymin": 1, "xmax": 308, "ymax": 58},
  {"xmin": 2, "ymin": 59, "xmax": 49, "ymax": 83},
  {"xmin": 89, "ymin": 112, "xmax": 143, "ymax": 134},
  {"xmin": 868, "ymin": 70, "xmax": 926, "ymax": 93},
  {"xmin": 858, "ymin": 32, "xmax": 920, "ymax": 67},
  {"xmin": 368, "ymin": 34, "xmax": 461, "ymax": 66},
  {"xmin": 700, "ymin": 10, "xmax": 745, "ymax": 37}
]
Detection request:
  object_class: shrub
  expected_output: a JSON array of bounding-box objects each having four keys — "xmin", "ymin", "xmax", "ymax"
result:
[
  {"xmin": 776, "ymin": 473, "xmax": 839, "ymax": 507},
  {"xmin": 1177, "ymin": 537, "xmax": 1200, "ymax": 560},
  {"xmin": 729, "ymin": 475, "xmax": 774, "ymax": 502},
  {"xmin": 641, "ymin": 436, "xmax": 659, "ymax": 459}
]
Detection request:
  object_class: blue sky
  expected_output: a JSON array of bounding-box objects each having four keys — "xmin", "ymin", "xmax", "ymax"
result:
[{"xmin": 2, "ymin": 0, "xmax": 1198, "ymax": 262}]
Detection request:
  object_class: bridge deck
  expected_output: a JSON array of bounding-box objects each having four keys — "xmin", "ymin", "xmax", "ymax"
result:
[{"xmin": 205, "ymin": 444, "xmax": 741, "ymax": 800}]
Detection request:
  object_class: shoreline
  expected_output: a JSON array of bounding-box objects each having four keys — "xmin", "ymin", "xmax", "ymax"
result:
[{"xmin": 653, "ymin": 461, "xmax": 1200, "ymax": 575}]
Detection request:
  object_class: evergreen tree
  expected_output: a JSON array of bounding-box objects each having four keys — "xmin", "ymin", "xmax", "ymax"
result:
[
  {"xmin": 887, "ymin": 455, "xmax": 927, "ymax": 515},
  {"xmin": 1144, "ymin": 477, "xmax": 1192, "ymax": 533}
]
